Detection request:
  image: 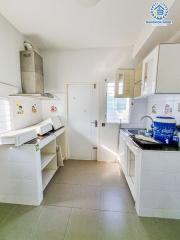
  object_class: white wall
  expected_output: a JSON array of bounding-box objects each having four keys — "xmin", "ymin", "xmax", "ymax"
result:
[
  {"xmin": 41, "ymin": 93, "xmax": 66, "ymax": 123},
  {"xmin": 9, "ymin": 96, "xmax": 42, "ymax": 130},
  {"xmin": 0, "ymin": 14, "xmax": 24, "ymax": 90},
  {"xmin": 41, "ymin": 47, "xmax": 147, "ymax": 161},
  {"xmin": 147, "ymin": 95, "xmax": 180, "ymax": 126},
  {"xmin": 42, "ymin": 47, "xmax": 134, "ymax": 92},
  {"xmin": 128, "ymin": 98, "xmax": 147, "ymax": 128}
]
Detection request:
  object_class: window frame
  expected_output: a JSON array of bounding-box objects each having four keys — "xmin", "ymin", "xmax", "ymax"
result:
[{"xmin": 105, "ymin": 81, "xmax": 131, "ymax": 124}]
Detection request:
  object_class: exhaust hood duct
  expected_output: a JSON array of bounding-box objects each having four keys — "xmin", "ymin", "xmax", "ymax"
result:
[
  {"xmin": 20, "ymin": 50, "xmax": 44, "ymax": 94},
  {"xmin": 19, "ymin": 49, "xmax": 57, "ymax": 99}
]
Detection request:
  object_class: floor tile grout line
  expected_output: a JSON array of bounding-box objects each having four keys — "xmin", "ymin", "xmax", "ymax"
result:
[
  {"xmin": 52, "ymin": 182, "xmax": 102, "ymax": 187},
  {"xmin": 30, "ymin": 206, "xmax": 44, "ymax": 239},
  {"xmin": 49, "ymin": 182, "xmax": 128, "ymax": 189},
  {"xmin": 63, "ymin": 207, "xmax": 73, "ymax": 240},
  {"xmin": 42, "ymin": 203, "xmax": 136, "ymax": 215}
]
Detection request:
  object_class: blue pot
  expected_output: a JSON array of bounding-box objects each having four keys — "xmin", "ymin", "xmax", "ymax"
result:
[{"xmin": 153, "ymin": 116, "xmax": 176, "ymax": 144}]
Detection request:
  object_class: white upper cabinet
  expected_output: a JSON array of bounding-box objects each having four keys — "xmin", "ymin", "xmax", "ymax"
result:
[
  {"xmin": 141, "ymin": 46, "xmax": 159, "ymax": 96},
  {"xmin": 115, "ymin": 69, "xmax": 134, "ymax": 98},
  {"xmin": 134, "ymin": 64, "xmax": 142, "ymax": 98},
  {"xmin": 142, "ymin": 43, "xmax": 180, "ymax": 96}
]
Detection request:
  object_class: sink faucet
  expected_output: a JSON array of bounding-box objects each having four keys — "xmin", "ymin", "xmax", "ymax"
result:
[
  {"xmin": 140, "ymin": 115, "xmax": 153, "ymax": 123},
  {"xmin": 140, "ymin": 115, "xmax": 154, "ymax": 131},
  {"xmin": 140, "ymin": 115, "xmax": 154, "ymax": 136}
]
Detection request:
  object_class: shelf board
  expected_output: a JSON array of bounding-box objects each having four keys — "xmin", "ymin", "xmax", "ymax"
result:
[
  {"xmin": 42, "ymin": 169, "xmax": 56, "ymax": 190},
  {"xmin": 41, "ymin": 153, "xmax": 56, "ymax": 170}
]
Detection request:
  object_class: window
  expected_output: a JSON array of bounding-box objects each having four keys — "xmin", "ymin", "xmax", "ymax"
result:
[
  {"xmin": 0, "ymin": 98, "xmax": 11, "ymax": 134},
  {"xmin": 117, "ymin": 73, "xmax": 124, "ymax": 95},
  {"xmin": 106, "ymin": 82, "xmax": 130, "ymax": 123}
]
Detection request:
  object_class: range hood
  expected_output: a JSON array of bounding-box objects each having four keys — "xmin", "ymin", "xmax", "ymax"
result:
[
  {"xmin": 10, "ymin": 93, "xmax": 59, "ymax": 100},
  {"xmin": 20, "ymin": 50, "xmax": 44, "ymax": 94},
  {"xmin": 19, "ymin": 48, "xmax": 55, "ymax": 99}
]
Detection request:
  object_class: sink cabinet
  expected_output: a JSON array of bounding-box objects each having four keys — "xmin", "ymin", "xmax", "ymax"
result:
[
  {"xmin": 118, "ymin": 131, "xmax": 141, "ymax": 200},
  {"xmin": 118, "ymin": 129, "xmax": 180, "ymax": 219},
  {"xmin": 118, "ymin": 133, "xmax": 127, "ymax": 174}
]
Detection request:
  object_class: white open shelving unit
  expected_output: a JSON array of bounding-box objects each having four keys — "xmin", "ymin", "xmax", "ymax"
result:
[
  {"xmin": 0, "ymin": 127, "xmax": 66, "ymax": 206},
  {"xmin": 54, "ymin": 128, "xmax": 66, "ymax": 166},
  {"xmin": 40, "ymin": 128, "xmax": 66, "ymax": 191},
  {"xmin": 42, "ymin": 169, "xmax": 56, "ymax": 190},
  {"xmin": 41, "ymin": 153, "xmax": 56, "ymax": 170},
  {"xmin": 40, "ymin": 136, "xmax": 58, "ymax": 191}
]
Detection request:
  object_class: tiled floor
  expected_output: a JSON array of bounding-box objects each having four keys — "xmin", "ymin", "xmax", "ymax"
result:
[{"xmin": 0, "ymin": 160, "xmax": 180, "ymax": 240}]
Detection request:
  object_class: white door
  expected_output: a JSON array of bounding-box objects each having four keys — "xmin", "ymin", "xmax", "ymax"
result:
[{"xmin": 67, "ymin": 84, "xmax": 98, "ymax": 160}]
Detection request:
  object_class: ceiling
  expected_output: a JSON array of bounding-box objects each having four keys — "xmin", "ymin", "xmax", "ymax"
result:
[{"xmin": 0, "ymin": 0, "xmax": 156, "ymax": 49}]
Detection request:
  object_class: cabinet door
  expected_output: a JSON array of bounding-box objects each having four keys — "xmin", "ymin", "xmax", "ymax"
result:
[
  {"xmin": 134, "ymin": 64, "xmax": 142, "ymax": 97},
  {"xmin": 141, "ymin": 46, "xmax": 159, "ymax": 96},
  {"xmin": 134, "ymin": 81, "xmax": 141, "ymax": 97},
  {"xmin": 115, "ymin": 69, "xmax": 134, "ymax": 98},
  {"xmin": 134, "ymin": 64, "xmax": 142, "ymax": 83},
  {"xmin": 156, "ymin": 44, "xmax": 180, "ymax": 93},
  {"xmin": 118, "ymin": 134, "xmax": 127, "ymax": 174}
]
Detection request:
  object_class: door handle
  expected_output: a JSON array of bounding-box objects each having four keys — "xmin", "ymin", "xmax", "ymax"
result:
[{"xmin": 91, "ymin": 120, "xmax": 98, "ymax": 127}]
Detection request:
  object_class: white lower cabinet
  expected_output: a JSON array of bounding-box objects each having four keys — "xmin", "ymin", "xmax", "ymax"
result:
[
  {"xmin": 118, "ymin": 134, "xmax": 127, "ymax": 174},
  {"xmin": 118, "ymin": 131, "xmax": 141, "ymax": 201},
  {"xmin": 126, "ymin": 146, "xmax": 136, "ymax": 199},
  {"xmin": 119, "ymin": 129, "xmax": 180, "ymax": 219}
]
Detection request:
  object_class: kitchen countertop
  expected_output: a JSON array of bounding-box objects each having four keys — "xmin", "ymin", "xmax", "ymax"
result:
[
  {"xmin": 121, "ymin": 128, "xmax": 180, "ymax": 151},
  {"xmin": 26, "ymin": 126, "xmax": 65, "ymax": 145}
]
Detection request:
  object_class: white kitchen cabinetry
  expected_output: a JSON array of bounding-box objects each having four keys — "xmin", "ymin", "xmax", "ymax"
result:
[
  {"xmin": 118, "ymin": 133, "xmax": 127, "ymax": 174},
  {"xmin": 118, "ymin": 131, "xmax": 140, "ymax": 200},
  {"xmin": 0, "ymin": 128, "xmax": 65, "ymax": 206},
  {"xmin": 119, "ymin": 129, "xmax": 180, "ymax": 219},
  {"xmin": 115, "ymin": 69, "xmax": 135, "ymax": 98},
  {"xmin": 41, "ymin": 137, "xmax": 57, "ymax": 190},
  {"xmin": 134, "ymin": 64, "xmax": 142, "ymax": 98},
  {"xmin": 142, "ymin": 43, "xmax": 180, "ymax": 96}
]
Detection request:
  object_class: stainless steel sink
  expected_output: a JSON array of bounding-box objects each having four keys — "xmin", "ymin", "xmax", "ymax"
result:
[{"xmin": 125, "ymin": 128, "xmax": 146, "ymax": 136}]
